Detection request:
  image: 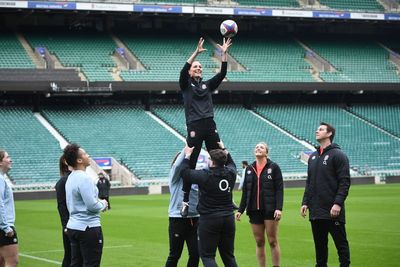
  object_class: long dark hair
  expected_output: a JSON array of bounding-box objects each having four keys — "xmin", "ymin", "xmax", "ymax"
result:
[{"xmin": 59, "ymin": 155, "xmax": 71, "ymax": 177}]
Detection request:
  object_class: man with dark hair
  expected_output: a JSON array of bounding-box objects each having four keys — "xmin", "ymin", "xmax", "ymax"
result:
[
  {"xmin": 63, "ymin": 144, "xmax": 108, "ymax": 267},
  {"xmin": 301, "ymin": 122, "xmax": 351, "ymax": 267},
  {"xmin": 238, "ymin": 160, "xmax": 248, "ymax": 190},
  {"xmin": 0, "ymin": 149, "xmax": 19, "ymax": 267},
  {"xmin": 180, "ymin": 142, "xmax": 238, "ymax": 267},
  {"xmin": 179, "ymin": 37, "xmax": 232, "ymax": 217}
]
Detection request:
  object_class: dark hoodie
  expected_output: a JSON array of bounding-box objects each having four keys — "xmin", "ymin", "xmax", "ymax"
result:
[
  {"xmin": 302, "ymin": 143, "xmax": 351, "ymax": 223},
  {"xmin": 179, "ymin": 62, "xmax": 227, "ymax": 125},
  {"xmin": 180, "ymin": 153, "xmax": 236, "ymax": 217}
]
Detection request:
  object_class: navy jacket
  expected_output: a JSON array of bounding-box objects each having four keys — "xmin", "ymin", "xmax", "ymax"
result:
[
  {"xmin": 179, "ymin": 62, "xmax": 227, "ymax": 125},
  {"xmin": 302, "ymin": 143, "xmax": 350, "ymax": 223},
  {"xmin": 180, "ymin": 152, "xmax": 236, "ymax": 217}
]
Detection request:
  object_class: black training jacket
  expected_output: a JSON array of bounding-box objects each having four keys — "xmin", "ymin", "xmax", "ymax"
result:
[
  {"xmin": 238, "ymin": 159, "xmax": 284, "ymax": 215},
  {"xmin": 180, "ymin": 152, "xmax": 236, "ymax": 217},
  {"xmin": 302, "ymin": 143, "xmax": 351, "ymax": 223},
  {"xmin": 179, "ymin": 62, "xmax": 227, "ymax": 125}
]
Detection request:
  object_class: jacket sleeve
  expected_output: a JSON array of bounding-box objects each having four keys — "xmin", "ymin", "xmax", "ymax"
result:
[
  {"xmin": 273, "ymin": 163, "xmax": 284, "ymax": 211},
  {"xmin": 179, "ymin": 63, "xmax": 191, "ymax": 91},
  {"xmin": 238, "ymin": 168, "xmax": 248, "ymax": 214},
  {"xmin": 225, "ymin": 153, "xmax": 236, "ymax": 175},
  {"xmin": 55, "ymin": 179, "xmax": 69, "ymax": 228},
  {"xmin": 106, "ymin": 179, "xmax": 111, "ymax": 190},
  {"xmin": 0, "ymin": 178, "xmax": 12, "ymax": 233},
  {"xmin": 169, "ymin": 149, "xmax": 186, "ymax": 185},
  {"xmin": 333, "ymin": 152, "xmax": 351, "ymax": 206},
  {"xmin": 207, "ymin": 62, "xmax": 227, "ymax": 90},
  {"xmin": 302, "ymin": 157, "xmax": 312, "ymax": 206},
  {"xmin": 80, "ymin": 177, "xmax": 106, "ymax": 213},
  {"xmin": 180, "ymin": 158, "xmax": 208, "ymax": 186}
]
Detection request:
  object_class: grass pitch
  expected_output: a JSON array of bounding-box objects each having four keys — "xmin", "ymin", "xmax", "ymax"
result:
[{"xmin": 16, "ymin": 184, "xmax": 400, "ymax": 266}]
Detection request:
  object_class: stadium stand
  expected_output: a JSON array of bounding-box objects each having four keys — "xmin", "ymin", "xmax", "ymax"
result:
[
  {"xmin": 226, "ymin": 35, "xmax": 315, "ymax": 82},
  {"xmin": 118, "ymin": 32, "xmax": 218, "ymax": 81},
  {"xmin": 152, "ymin": 105, "xmax": 309, "ymax": 175},
  {"xmin": 25, "ymin": 31, "xmax": 116, "ymax": 81},
  {"xmin": 349, "ymin": 105, "xmax": 400, "ymax": 137},
  {"xmin": 235, "ymin": 0, "xmax": 300, "ymax": 8},
  {"xmin": 0, "ymin": 107, "xmax": 61, "ymax": 185},
  {"xmin": 319, "ymin": 0, "xmax": 385, "ymax": 12},
  {"xmin": 41, "ymin": 106, "xmax": 184, "ymax": 181},
  {"xmin": 0, "ymin": 32, "xmax": 35, "ymax": 69},
  {"xmin": 255, "ymin": 105, "xmax": 400, "ymax": 174},
  {"xmin": 302, "ymin": 36, "xmax": 400, "ymax": 83}
]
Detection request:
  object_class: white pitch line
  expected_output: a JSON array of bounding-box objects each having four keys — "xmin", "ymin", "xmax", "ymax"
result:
[
  {"xmin": 19, "ymin": 253, "xmax": 61, "ymax": 265},
  {"xmin": 20, "ymin": 245, "xmax": 133, "ymax": 265},
  {"xmin": 24, "ymin": 244, "xmax": 134, "ymax": 254}
]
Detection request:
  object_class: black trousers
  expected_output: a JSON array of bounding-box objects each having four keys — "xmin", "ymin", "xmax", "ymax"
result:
[
  {"xmin": 165, "ymin": 217, "xmax": 199, "ymax": 267},
  {"xmin": 68, "ymin": 227, "xmax": 103, "ymax": 267},
  {"xmin": 198, "ymin": 214, "xmax": 237, "ymax": 267},
  {"xmin": 311, "ymin": 219, "xmax": 350, "ymax": 267},
  {"xmin": 61, "ymin": 229, "xmax": 72, "ymax": 267},
  {"xmin": 183, "ymin": 118, "xmax": 220, "ymax": 202}
]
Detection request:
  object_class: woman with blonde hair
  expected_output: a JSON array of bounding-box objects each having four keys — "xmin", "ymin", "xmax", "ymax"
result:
[{"xmin": 236, "ymin": 142, "xmax": 284, "ymax": 267}]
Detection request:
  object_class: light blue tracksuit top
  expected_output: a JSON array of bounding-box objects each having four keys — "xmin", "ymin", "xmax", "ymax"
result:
[
  {"xmin": 168, "ymin": 149, "xmax": 200, "ymax": 218},
  {"xmin": 66, "ymin": 170, "xmax": 106, "ymax": 231},
  {"xmin": 0, "ymin": 172, "xmax": 15, "ymax": 234}
]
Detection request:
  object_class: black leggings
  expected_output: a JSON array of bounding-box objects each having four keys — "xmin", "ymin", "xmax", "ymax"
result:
[{"xmin": 183, "ymin": 118, "xmax": 220, "ymax": 202}]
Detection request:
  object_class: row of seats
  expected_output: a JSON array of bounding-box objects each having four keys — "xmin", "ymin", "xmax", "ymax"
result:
[
  {"xmin": 0, "ymin": 107, "xmax": 61, "ymax": 185},
  {"xmin": 41, "ymin": 106, "xmax": 184, "ymax": 181},
  {"xmin": 1, "ymin": 104, "xmax": 398, "ymax": 184},
  {"xmin": 254, "ymin": 105, "xmax": 400, "ymax": 174},
  {"xmin": 1, "ymin": 31, "xmax": 399, "ymax": 83},
  {"xmin": 0, "ymin": 32, "xmax": 34, "ymax": 69},
  {"xmin": 152, "ymin": 104, "xmax": 310, "ymax": 174},
  {"xmin": 303, "ymin": 36, "xmax": 400, "ymax": 83}
]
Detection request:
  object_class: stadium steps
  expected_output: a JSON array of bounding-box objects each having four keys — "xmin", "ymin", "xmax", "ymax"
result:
[
  {"xmin": 235, "ymin": 0, "xmax": 300, "ymax": 8},
  {"xmin": 25, "ymin": 31, "xmax": 117, "ymax": 82},
  {"xmin": 16, "ymin": 33, "xmax": 45, "ymax": 69}
]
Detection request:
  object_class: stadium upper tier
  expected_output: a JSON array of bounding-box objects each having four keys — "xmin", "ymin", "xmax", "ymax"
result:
[
  {"xmin": 255, "ymin": 105, "xmax": 400, "ymax": 174},
  {"xmin": 152, "ymin": 105, "xmax": 309, "ymax": 174},
  {"xmin": 1, "ymin": 32, "xmax": 399, "ymax": 83},
  {"xmin": 303, "ymin": 36, "xmax": 400, "ymax": 83},
  {"xmin": 235, "ymin": 0, "xmax": 300, "ymax": 8},
  {"xmin": 25, "ymin": 31, "xmax": 116, "ymax": 81},
  {"xmin": 0, "ymin": 107, "xmax": 61, "ymax": 185},
  {"xmin": 226, "ymin": 35, "xmax": 315, "ymax": 82},
  {"xmin": 0, "ymin": 32, "xmax": 34, "ymax": 69},
  {"xmin": 119, "ymin": 32, "xmax": 218, "ymax": 81},
  {"xmin": 319, "ymin": 0, "xmax": 384, "ymax": 12},
  {"xmin": 41, "ymin": 106, "xmax": 184, "ymax": 181},
  {"xmin": 349, "ymin": 105, "xmax": 400, "ymax": 137}
]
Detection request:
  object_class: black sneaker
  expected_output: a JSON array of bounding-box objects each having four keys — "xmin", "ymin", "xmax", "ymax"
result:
[{"xmin": 180, "ymin": 202, "xmax": 189, "ymax": 217}]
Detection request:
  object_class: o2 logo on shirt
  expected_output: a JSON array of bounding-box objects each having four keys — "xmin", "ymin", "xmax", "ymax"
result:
[{"xmin": 219, "ymin": 179, "xmax": 231, "ymax": 192}]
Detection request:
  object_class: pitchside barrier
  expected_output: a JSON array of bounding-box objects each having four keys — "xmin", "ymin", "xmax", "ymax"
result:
[{"xmin": 13, "ymin": 176, "xmax": 378, "ymax": 201}]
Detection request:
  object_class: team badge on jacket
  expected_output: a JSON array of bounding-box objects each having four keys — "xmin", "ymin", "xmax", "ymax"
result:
[{"xmin": 202, "ymin": 84, "xmax": 207, "ymax": 89}]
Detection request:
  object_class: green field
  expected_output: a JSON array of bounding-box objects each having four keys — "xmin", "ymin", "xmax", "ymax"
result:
[{"xmin": 15, "ymin": 184, "xmax": 400, "ymax": 266}]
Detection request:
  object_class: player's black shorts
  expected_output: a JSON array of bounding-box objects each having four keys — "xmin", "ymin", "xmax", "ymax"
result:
[
  {"xmin": 0, "ymin": 227, "xmax": 18, "ymax": 247},
  {"xmin": 248, "ymin": 210, "xmax": 275, "ymax": 224}
]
